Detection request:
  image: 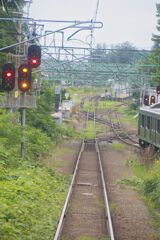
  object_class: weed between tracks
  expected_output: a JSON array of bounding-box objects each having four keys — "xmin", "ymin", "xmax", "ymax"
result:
[
  {"xmin": 82, "ymin": 100, "xmax": 119, "ymax": 112},
  {"xmin": 76, "ymin": 236, "xmax": 110, "ymax": 240},
  {"xmin": 111, "ymin": 142, "xmax": 125, "ymax": 152}
]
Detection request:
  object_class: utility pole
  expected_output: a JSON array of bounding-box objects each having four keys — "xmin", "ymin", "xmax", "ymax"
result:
[{"xmin": 18, "ymin": 16, "xmax": 26, "ymax": 159}]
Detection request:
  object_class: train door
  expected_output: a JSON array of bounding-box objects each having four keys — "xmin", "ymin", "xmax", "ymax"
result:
[
  {"xmin": 151, "ymin": 116, "xmax": 156, "ymax": 144},
  {"xmin": 156, "ymin": 118, "xmax": 160, "ymax": 146},
  {"xmin": 146, "ymin": 115, "xmax": 151, "ymax": 142},
  {"xmin": 139, "ymin": 113, "xmax": 145, "ymax": 139}
]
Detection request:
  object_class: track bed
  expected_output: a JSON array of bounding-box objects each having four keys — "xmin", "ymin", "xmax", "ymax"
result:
[{"xmin": 55, "ymin": 140, "xmax": 114, "ymax": 240}]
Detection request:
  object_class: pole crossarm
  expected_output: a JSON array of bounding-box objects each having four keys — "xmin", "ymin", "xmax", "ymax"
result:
[{"xmin": 0, "ymin": 17, "xmax": 103, "ymax": 26}]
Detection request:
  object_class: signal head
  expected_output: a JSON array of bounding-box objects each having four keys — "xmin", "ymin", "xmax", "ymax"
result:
[
  {"xmin": 144, "ymin": 95, "xmax": 149, "ymax": 106},
  {"xmin": 156, "ymin": 86, "xmax": 160, "ymax": 95},
  {"xmin": 2, "ymin": 63, "xmax": 15, "ymax": 91},
  {"xmin": 28, "ymin": 45, "xmax": 41, "ymax": 68},
  {"xmin": 150, "ymin": 95, "xmax": 156, "ymax": 105},
  {"xmin": 18, "ymin": 63, "xmax": 31, "ymax": 92}
]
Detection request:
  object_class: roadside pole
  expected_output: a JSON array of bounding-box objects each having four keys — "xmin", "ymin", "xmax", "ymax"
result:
[{"xmin": 21, "ymin": 93, "xmax": 26, "ymax": 158}]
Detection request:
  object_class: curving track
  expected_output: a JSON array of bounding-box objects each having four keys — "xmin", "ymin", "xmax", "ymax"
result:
[
  {"xmin": 106, "ymin": 109, "xmax": 139, "ymax": 148},
  {"xmin": 83, "ymin": 109, "xmax": 139, "ymax": 148},
  {"xmin": 53, "ymin": 139, "xmax": 115, "ymax": 240}
]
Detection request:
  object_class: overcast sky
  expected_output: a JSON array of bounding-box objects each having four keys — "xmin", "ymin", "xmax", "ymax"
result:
[{"xmin": 29, "ymin": 0, "xmax": 160, "ymax": 49}]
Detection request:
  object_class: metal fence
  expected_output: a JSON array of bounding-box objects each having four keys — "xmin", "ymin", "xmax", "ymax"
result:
[{"xmin": 0, "ymin": 95, "xmax": 37, "ymax": 109}]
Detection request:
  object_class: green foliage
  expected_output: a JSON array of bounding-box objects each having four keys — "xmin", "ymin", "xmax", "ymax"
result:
[
  {"xmin": 59, "ymin": 122, "xmax": 80, "ymax": 138},
  {"xmin": 0, "ymin": 166, "xmax": 69, "ymax": 240},
  {"xmin": 27, "ymin": 85, "xmax": 61, "ymax": 141},
  {"xmin": 118, "ymin": 105, "xmax": 138, "ymax": 128},
  {"xmin": 0, "ymin": 112, "xmax": 56, "ymax": 168},
  {"xmin": 119, "ymin": 156, "xmax": 160, "ymax": 230},
  {"xmin": 91, "ymin": 42, "xmax": 138, "ymax": 64},
  {"xmin": 0, "ymin": 113, "xmax": 21, "ymax": 168},
  {"xmin": 25, "ymin": 126, "xmax": 52, "ymax": 159},
  {"xmin": 117, "ymin": 175, "xmax": 143, "ymax": 189},
  {"xmin": 0, "ymin": 1, "xmax": 25, "ymax": 68},
  {"xmin": 140, "ymin": 161, "xmax": 160, "ymax": 209},
  {"xmin": 0, "ymin": 82, "xmax": 76, "ymax": 239}
]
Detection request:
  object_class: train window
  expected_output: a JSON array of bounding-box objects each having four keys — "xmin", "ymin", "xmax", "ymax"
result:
[
  {"xmin": 157, "ymin": 120, "xmax": 160, "ymax": 133},
  {"xmin": 141, "ymin": 114, "xmax": 145, "ymax": 127},
  {"xmin": 147, "ymin": 116, "xmax": 151, "ymax": 129}
]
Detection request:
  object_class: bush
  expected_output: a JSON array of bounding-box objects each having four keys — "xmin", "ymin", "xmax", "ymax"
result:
[{"xmin": 0, "ymin": 166, "xmax": 69, "ymax": 240}]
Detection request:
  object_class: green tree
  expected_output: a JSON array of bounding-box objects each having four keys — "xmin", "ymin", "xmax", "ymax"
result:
[{"xmin": 0, "ymin": 1, "xmax": 25, "ymax": 69}]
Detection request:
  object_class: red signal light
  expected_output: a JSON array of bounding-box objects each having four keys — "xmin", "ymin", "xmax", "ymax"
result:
[
  {"xmin": 2, "ymin": 63, "xmax": 15, "ymax": 91},
  {"xmin": 6, "ymin": 72, "xmax": 12, "ymax": 77},
  {"xmin": 32, "ymin": 59, "xmax": 37, "ymax": 64},
  {"xmin": 28, "ymin": 45, "xmax": 41, "ymax": 68}
]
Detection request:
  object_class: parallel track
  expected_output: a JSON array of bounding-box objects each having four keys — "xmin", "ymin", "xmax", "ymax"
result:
[{"xmin": 53, "ymin": 139, "xmax": 115, "ymax": 240}]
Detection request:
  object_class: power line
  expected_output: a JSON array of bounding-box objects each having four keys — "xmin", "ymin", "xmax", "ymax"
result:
[{"xmin": 0, "ymin": 20, "xmax": 103, "ymax": 52}]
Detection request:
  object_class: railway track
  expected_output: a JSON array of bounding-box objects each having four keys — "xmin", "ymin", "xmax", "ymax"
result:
[
  {"xmin": 106, "ymin": 109, "xmax": 139, "ymax": 148},
  {"xmin": 83, "ymin": 110, "xmax": 139, "ymax": 148},
  {"xmin": 53, "ymin": 139, "xmax": 115, "ymax": 240}
]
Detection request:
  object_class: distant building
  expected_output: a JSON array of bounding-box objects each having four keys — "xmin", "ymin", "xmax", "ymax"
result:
[{"xmin": 61, "ymin": 100, "xmax": 74, "ymax": 119}]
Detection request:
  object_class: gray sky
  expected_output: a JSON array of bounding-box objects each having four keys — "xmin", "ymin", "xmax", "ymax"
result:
[{"xmin": 29, "ymin": 0, "xmax": 160, "ymax": 49}]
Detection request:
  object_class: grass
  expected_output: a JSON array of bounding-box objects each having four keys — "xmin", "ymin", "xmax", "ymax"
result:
[
  {"xmin": 126, "ymin": 155, "xmax": 148, "ymax": 179},
  {"xmin": 82, "ymin": 120, "xmax": 105, "ymax": 139},
  {"xmin": 117, "ymin": 105, "xmax": 138, "ymax": 128},
  {"xmin": 82, "ymin": 100, "xmax": 119, "ymax": 112},
  {"xmin": 83, "ymin": 120, "xmax": 96, "ymax": 139},
  {"xmin": 77, "ymin": 236, "xmax": 110, "ymax": 240},
  {"xmin": 40, "ymin": 145, "xmax": 74, "ymax": 172},
  {"xmin": 112, "ymin": 142, "xmax": 125, "ymax": 152},
  {"xmin": 77, "ymin": 237, "xmax": 95, "ymax": 240},
  {"xmin": 0, "ymin": 165, "xmax": 69, "ymax": 240},
  {"xmin": 116, "ymin": 154, "xmax": 160, "ymax": 237},
  {"xmin": 68, "ymin": 87, "xmax": 103, "ymax": 104},
  {"xmin": 110, "ymin": 202, "xmax": 119, "ymax": 214}
]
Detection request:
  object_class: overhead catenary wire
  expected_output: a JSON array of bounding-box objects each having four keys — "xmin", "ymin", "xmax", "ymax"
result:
[{"xmin": 0, "ymin": 20, "xmax": 103, "ymax": 52}]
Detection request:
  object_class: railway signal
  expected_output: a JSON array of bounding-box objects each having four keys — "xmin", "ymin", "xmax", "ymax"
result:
[
  {"xmin": 156, "ymin": 86, "xmax": 160, "ymax": 95},
  {"xmin": 144, "ymin": 95, "xmax": 149, "ymax": 106},
  {"xmin": 150, "ymin": 95, "xmax": 156, "ymax": 105},
  {"xmin": 18, "ymin": 63, "xmax": 31, "ymax": 92},
  {"xmin": 27, "ymin": 45, "xmax": 41, "ymax": 68},
  {"xmin": 2, "ymin": 63, "xmax": 15, "ymax": 91}
]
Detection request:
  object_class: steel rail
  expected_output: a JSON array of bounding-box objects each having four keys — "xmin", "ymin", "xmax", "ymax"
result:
[
  {"xmin": 53, "ymin": 140, "xmax": 85, "ymax": 240},
  {"xmin": 105, "ymin": 108, "xmax": 139, "ymax": 147},
  {"xmin": 53, "ymin": 138, "xmax": 115, "ymax": 239},
  {"xmin": 114, "ymin": 111, "xmax": 138, "ymax": 144},
  {"xmin": 109, "ymin": 116, "xmax": 139, "ymax": 148},
  {"xmin": 82, "ymin": 109, "xmax": 139, "ymax": 147},
  {"xmin": 96, "ymin": 140, "xmax": 115, "ymax": 240}
]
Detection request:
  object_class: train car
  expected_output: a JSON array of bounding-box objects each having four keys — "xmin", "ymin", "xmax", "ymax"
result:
[{"xmin": 138, "ymin": 103, "xmax": 160, "ymax": 148}]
